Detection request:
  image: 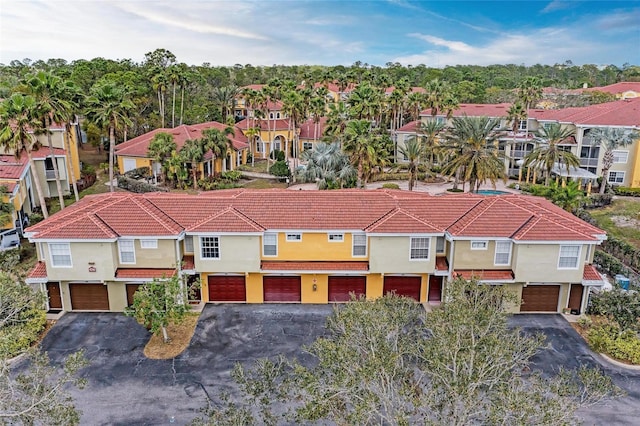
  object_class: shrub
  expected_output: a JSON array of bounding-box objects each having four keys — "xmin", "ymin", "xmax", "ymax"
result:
[
  {"xmin": 0, "ymin": 248, "xmax": 20, "ymax": 271},
  {"xmin": 220, "ymin": 170, "xmax": 242, "ymax": 182},
  {"xmin": 269, "ymin": 160, "xmax": 291, "ymax": 177},
  {"xmin": 28, "ymin": 212, "xmax": 44, "ymax": 226},
  {"xmin": 586, "ymin": 322, "xmax": 640, "ymax": 364},
  {"xmin": 613, "ymin": 187, "xmax": 640, "ymax": 197},
  {"xmin": 117, "ymin": 176, "xmax": 167, "ymax": 193},
  {"xmin": 382, "ymin": 183, "xmax": 400, "ymax": 189},
  {"xmin": 123, "ymin": 166, "xmax": 151, "ymax": 179},
  {"xmin": 587, "ymin": 288, "xmax": 640, "ymax": 331},
  {"xmin": 269, "ymin": 150, "xmax": 285, "ymax": 161}
]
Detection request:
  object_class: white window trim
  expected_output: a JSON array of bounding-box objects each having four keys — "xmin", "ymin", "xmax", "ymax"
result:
[
  {"xmin": 263, "ymin": 233, "xmax": 278, "ymax": 257},
  {"xmin": 558, "ymin": 245, "xmax": 581, "ymax": 270},
  {"xmin": 286, "ymin": 233, "xmax": 302, "ymax": 242},
  {"xmin": 607, "ymin": 171, "xmax": 625, "ymax": 184},
  {"xmin": 201, "ymin": 236, "xmax": 220, "ymax": 259},
  {"xmin": 118, "ymin": 240, "xmax": 136, "ymax": 264},
  {"xmin": 409, "ymin": 236, "xmax": 430, "ymax": 261},
  {"xmin": 436, "ymin": 236, "xmax": 445, "ymax": 254},
  {"xmin": 494, "ymin": 241, "xmax": 512, "ymax": 266},
  {"xmin": 49, "ymin": 242, "xmax": 72, "ymax": 268},
  {"xmin": 352, "ymin": 233, "xmax": 367, "ymax": 257},
  {"xmin": 184, "ymin": 236, "xmax": 194, "ymax": 253},
  {"xmin": 471, "ymin": 241, "xmax": 488, "ymax": 250},
  {"xmin": 612, "ymin": 150, "xmax": 628, "ymax": 164},
  {"xmin": 518, "ymin": 119, "xmax": 527, "ymax": 131},
  {"xmin": 328, "ymin": 233, "xmax": 344, "ymax": 242},
  {"xmin": 140, "ymin": 239, "xmax": 158, "ymax": 249}
]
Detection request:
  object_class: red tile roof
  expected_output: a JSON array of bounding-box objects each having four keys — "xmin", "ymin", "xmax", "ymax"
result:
[
  {"xmin": 396, "ymin": 120, "xmax": 420, "ymax": 133},
  {"xmin": 299, "ymin": 117, "xmax": 327, "ymax": 140},
  {"xmin": 182, "ymin": 255, "xmax": 195, "ymax": 270},
  {"xmin": 25, "ymin": 190, "xmax": 605, "ymax": 242},
  {"xmin": 115, "ymin": 268, "xmax": 176, "ymax": 279},
  {"xmin": 530, "ymin": 98, "xmax": 640, "ymax": 127},
  {"xmin": 115, "ymin": 122, "xmax": 248, "ymax": 158},
  {"xmin": 422, "ymin": 103, "xmax": 512, "ymax": 118},
  {"xmin": 583, "ymin": 265, "xmax": 604, "ymax": 282},
  {"xmin": 585, "ymin": 82, "xmax": 640, "ymax": 95},
  {"xmin": 454, "ymin": 269, "xmax": 515, "ymax": 282},
  {"xmin": 27, "ymin": 261, "xmax": 47, "ymax": 279},
  {"xmin": 235, "ymin": 118, "xmax": 293, "ymax": 132},
  {"xmin": 261, "ymin": 261, "xmax": 369, "ymax": 271},
  {"xmin": 1, "ymin": 148, "xmax": 67, "ymax": 181},
  {"xmin": 435, "ymin": 257, "xmax": 448, "ymax": 272}
]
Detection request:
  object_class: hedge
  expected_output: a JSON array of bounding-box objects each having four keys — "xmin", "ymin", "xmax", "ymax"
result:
[
  {"xmin": 123, "ymin": 166, "xmax": 151, "ymax": 179},
  {"xmin": 586, "ymin": 322, "xmax": 640, "ymax": 365},
  {"xmin": 614, "ymin": 187, "xmax": 640, "ymax": 197},
  {"xmin": 117, "ymin": 176, "xmax": 168, "ymax": 193}
]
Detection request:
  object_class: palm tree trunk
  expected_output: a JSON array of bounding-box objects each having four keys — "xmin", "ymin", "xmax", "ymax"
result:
[
  {"xmin": 172, "ymin": 82, "xmax": 177, "ymax": 128},
  {"xmin": 26, "ymin": 149, "xmax": 49, "ymax": 218},
  {"xmin": 600, "ymin": 167, "xmax": 609, "ymax": 194},
  {"xmin": 180, "ymin": 86, "xmax": 185, "ymax": 126},
  {"xmin": 192, "ymin": 166, "xmax": 198, "ymax": 190},
  {"xmin": 65, "ymin": 126, "xmax": 79, "ymax": 202},
  {"xmin": 46, "ymin": 117, "xmax": 66, "ymax": 210},
  {"xmin": 109, "ymin": 125, "xmax": 115, "ymax": 193}
]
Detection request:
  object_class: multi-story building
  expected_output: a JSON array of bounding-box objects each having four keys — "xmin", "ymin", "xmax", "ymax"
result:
[
  {"xmin": 25, "ymin": 189, "xmax": 606, "ymax": 315},
  {"xmin": 115, "ymin": 122, "xmax": 249, "ymax": 178},
  {"xmin": 395, "ymin": 98, "xmax": 640, "ymax": 188}
]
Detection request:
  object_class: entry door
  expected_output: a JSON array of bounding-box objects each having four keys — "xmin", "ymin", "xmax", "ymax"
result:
[
  {"xmin": 428, "ymin": 276, "xmax": 442, "ymax": 302},
  {"xmin": 47, "ymin": 282, "xmax": 62, "ymax": 310},
  {"xmin": 568, "ymin": 284, "xmax": 584, "ymax": 313}
]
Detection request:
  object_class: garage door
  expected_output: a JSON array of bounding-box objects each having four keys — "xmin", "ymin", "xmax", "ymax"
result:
[
  {"xmin": 384, "ymin": 276, "xmax": 421, "ymax": 301},
  {"xmin": 126, "ymin": 284, "xmax": 141, "ymax": 307},
  {"xmin": 69, "ymin": 283, "xmax": 109, "ymax": 311},
  {"xmin": 521, "ymin": 285, "xmax": 560, "ymax": 312},
  {"xmin": 208, "ymin": 276, "xmax": 246, "ymax": 302},
  {"xmin": 328, "ymin": 276, "xmax": 366, "ymax": 302},
  {"xmin": 123, "ymin": 158, "xmax": 137, "ymax": 172},
  {"xmin": 263, "ymin": 276, "xmax": 301, "ymax": 302}
]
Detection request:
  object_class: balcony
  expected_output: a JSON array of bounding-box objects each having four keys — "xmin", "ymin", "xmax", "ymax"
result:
[
  {"xmin": 44, "ymin": 168, "xmax": 67, "ymax": 181},
  {"xmin": 580, "ymin": 158, "xmax": 599, "ymax": 167}
]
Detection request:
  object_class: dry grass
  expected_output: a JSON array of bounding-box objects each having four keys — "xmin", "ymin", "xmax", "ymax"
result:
[
  {"xmin": 242, "ymin": 178, "xmax": 288, "ymax": 189},
  {"xmin": 143, "ymin": 312, "xmax": 200, "ymax": 359}
]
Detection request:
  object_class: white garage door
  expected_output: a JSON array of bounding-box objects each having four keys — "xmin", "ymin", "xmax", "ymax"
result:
[{"xmin": 123, "ymin": 158, "xmax": 137, "ymax": 172}]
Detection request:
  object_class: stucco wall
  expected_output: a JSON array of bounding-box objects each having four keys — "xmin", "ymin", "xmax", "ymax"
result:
[
  {"xmin": 513, "ymin": 244, "xmax": 584, "ymax": 283},
  {"xmin": 195, "ymin": 235, "xmax": 261, "ymax": 272},
  {"xmin": 267, "ymin": 232, "xmax": 359, "ymax": 261},
  {"xmin": 44, "ymin": 242, "xmax": 116, "ymax": 281},
  {"xmin": 369, "ymin": 236, "xmax": 436, "ymax": 274}
]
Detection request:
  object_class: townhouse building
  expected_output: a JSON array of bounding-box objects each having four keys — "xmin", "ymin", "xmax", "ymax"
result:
[{"xmin": 25, "ymin": 189, "xmax": 606, "ymax": 315}]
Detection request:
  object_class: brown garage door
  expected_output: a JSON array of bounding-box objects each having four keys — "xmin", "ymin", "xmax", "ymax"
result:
[
  {"xmin": 384, "ymin": 276, "xmax": 421, "ymax": 301},
  {"xmin": 69, "ymin": 283, "xmax": 109, "ymax": 311},
  {"xmin": 126, "ymin": 284, "xmax": 141, "ymax": 307},
  {"xmin": 521, "ymin": 285, "xmax": 560, "ymax": 312},
  {"xmin": 328, "ymin": 276, "xmax": 366, "ymax": 302},
  {"xmin": 208, "ymin": 276, "xmax": 246, "ymax": 302},
  {"xmin": 263, "ymin": 276, "xmax": 301, "ymax": 302}
]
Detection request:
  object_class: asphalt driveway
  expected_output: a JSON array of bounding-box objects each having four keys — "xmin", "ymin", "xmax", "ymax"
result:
[{"xmin": 40, "ymin": 308, "xmax": 640, "ymax": 425}]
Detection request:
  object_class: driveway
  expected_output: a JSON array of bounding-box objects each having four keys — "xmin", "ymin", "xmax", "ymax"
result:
[
  {"xmin": 40, "ymin": 308, "xmax": 640, "ymax": 425},
  {"xmin": 40, "ymin": 304, "xmax": 333, "ymax": 425}
]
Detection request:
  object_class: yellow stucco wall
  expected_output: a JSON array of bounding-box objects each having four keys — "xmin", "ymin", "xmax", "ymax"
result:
[
  {"xmin": 366, "ymin": 274, "xmax": 384, "ymax": 299},
  {"xmin": 513, "ymin": 244, "xmax": 584, "ymax": 283},
  {"xmin": 453, "ymin": 240, "xmax": 508, "ymax": 269},
  {"xmin": 119, "ymin": 239, "xmax": 179, "ymax": 269},
  {"xmin": 246, "ymin": 273, "xmax": 264, "ymax": 303},
  {"xmin": 44, "ymin": 242, "xmax": 117, "ymax": 281},
  {"xmin": 302, "ymin": 274, "xmax": 329, "ymax": 303},
  {"xmin": 629, "ymin": 140, "xmax": 640, "ymax": 188},
  {"xmin": 266, "ymin": 232, "xmax": 358, "ymax": 261}
]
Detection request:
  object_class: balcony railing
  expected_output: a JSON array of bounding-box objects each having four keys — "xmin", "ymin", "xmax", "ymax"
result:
[{"xmin": 580, "ymin": 158, "xmax": 599, "ymax": 167}]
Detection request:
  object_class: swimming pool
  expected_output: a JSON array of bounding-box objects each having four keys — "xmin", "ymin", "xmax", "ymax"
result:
[{"xmin": 476, "ymin": 190, "xmax": 510, "ymax": 195}]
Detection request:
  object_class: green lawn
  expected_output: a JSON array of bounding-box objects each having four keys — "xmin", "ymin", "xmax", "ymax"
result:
[{"xmin": 590, "ymin": 198, "xmax": 640, "ymax": 248}]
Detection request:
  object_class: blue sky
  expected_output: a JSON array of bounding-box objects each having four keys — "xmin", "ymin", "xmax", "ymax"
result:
[{"xmin": 1, "ymin": 0, "xmax": 638, "ymax": 67}]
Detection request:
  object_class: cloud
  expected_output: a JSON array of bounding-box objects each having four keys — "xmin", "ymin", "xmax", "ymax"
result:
[
  {"xmin": 396, "ymin": 28, "xmax": 599, "ymax": 67},
  {"xmin": 542, "ymin": 1, "xmax": 577, "ymax": 13},
  {"xmin": 595, "ymin": 9, "xmax": 640, "ymax": 31}
]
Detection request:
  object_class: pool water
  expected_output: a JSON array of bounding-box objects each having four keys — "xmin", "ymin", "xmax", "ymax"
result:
[{"xmin": 476, "ymin": 190, "xmax": 510, "ymax": 195}]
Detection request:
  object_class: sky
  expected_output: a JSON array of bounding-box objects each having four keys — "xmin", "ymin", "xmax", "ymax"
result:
[{"xmin": 1, "ymin": 0, "xmax": 639, "ymax": 67}]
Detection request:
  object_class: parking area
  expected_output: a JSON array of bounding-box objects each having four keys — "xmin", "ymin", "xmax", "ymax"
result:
[{"xmin": 39, "ymin": 308, "xmax": 640, "ymax": 425}]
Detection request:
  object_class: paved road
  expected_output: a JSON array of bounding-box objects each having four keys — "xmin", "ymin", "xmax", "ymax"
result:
[{"xmin": 38, "ymin": 308, "xmax": 640, "ymax": 425}]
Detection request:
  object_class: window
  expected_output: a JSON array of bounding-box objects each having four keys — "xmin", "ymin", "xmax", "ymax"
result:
[
  {"xmin": 303, "ymin": 142, "xmax": 313, "ymax": 151},
  {"xmin": 118, "ymin": 240, "xmax": 136, "ymax": 264},
  {"xmin": 471, "ymin": 241, "xmax": 488, "ymax": 250},
  {"xmin": 518, "ymin": 119, "xmax": 527, "ymax": 131},
  {"xmin": 263, "ymin": 233, "xmax": 277, "ymax": 256},
  {"xmin": 256, "ymin": 141, "xmax": 263, "ymax": 152},
  {"xmin": 184, "ymin": 236, "xmax": 194, "ymax": 253},
  {"xmin": 608, "ymin": 171, "xmax": 625, "ymax": 184},
  {"xmin": 286, "ymin": 233, "xmax": 302, "ymax": 242},
  {"xmin": 494, "ymin": 241, "xmax": 512, "ymax": 265},
  {"xmin": 612, "ymin": 151, "xmax": 628, "ymax": 164},
  {"xmin": 352, "ymin": 233, "xmax": 367, "ymax": 257},
  {"xmin": 436, "ymin": 236, "xmax": 445, "ymax": 254},
  {"xmin": 201, "ymin": 237, "xmax": 220, "ymax": 259},
  {"xmin": 49, "ymin": 243, "xmax": 72, "ymax": 267},
  {"xmin": 410, "ymin": 237, "xmax": 430, "ymax": 260},
  {"xmin": 328, "ymin": 233, "xmax": 344, "ymax": 242},
  {"xmin": 558, "ymin": 245, "xmax": 580, "ymax": 269},
  {"xmin": 435, "ymin": 117, "xmax": 446, "ymax": 125},
  {"xmin": 140, "ymin": 239, "xmax": 157, "ymax": 249}
]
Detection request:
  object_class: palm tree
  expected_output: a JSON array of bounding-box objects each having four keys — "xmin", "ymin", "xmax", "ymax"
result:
[
  {"xmin": 406, "ymin": 91, "xmax": 426, "ymax": 123},
  {"xmin": 147, "ymin": 132, "xmax": 177, "ymax": 184},
  {"xmin": 151, "ymin": 71, "xmax": 168, "ymax": 128},
  {"xmin": 588, "ymin": 127, "xmax": 640, "ymax": 193},
  {"xmin": 523, "ymin": 123, "xmax": 580, "ymax": 186},
  {"xmin": 417, "ymin": 119, "xmax": 445, "ymax": 172},
  {"xmin": 425, "ymin": 79, "xmax": 455, "ymax": 117},
  {"xmin": 212, "ymin": 85, "xmax": 240, "ymax": 123},
  {"xmin": 324, "ymin": 101, "xmax": 349, "ymax": 144},
  {"xmin": 505, "ymin": 102, "xmax": 527, "ymax": 175},
  {"xmin": 398, "ymin": 137, "xmax": 425, "ymax": 191},
  {"xmin": 348, "ymin": 83, "xmax": 382, "ymax": 121},
  {"xmin": 0, "ymin": 184, "xmax": 14, "ymax": 228},
  {"xmin": 21, "ymin": 71, "xmax": 77, "ymax": 210},
  {"xmin": 300, "ymin": 142, "xmax": 356, "ymax": 189},
  {"xmin": 180, "ymin": 139, "xmax": 204, "ymax": 190},
  {"xmin": 0, "ymin": 94, "xmax": 49, "ymax": 218},
  {"xmin": 440, "ymin": 116, "xmax": 506, "ymax": 192},
  {"xmin": 202, "ymin": 127, "xmax": 234, "ymax": 173},
  {"xmin": 86, "ymin": 81, "xmax": 134, "ymax": 192},
  {"xmin": 166, "ymin": 64, "xmax": 184, "ymax": 128},
  {"xmin": 516, "ymin": 77, "xmax": 542, "ymax": 145},
  {"xmin": 343, "ymin": 120, "xmax": 389, "ymax": 188}
]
